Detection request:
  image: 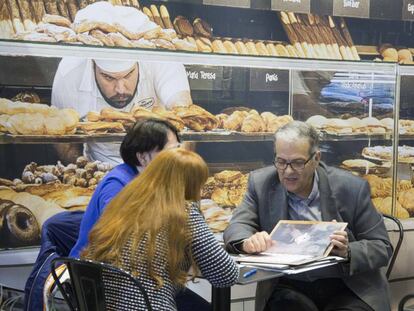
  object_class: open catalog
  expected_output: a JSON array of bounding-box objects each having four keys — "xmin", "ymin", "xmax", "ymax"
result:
[{"xmin": 236, "ymin": 220, "xmax": 347, "ymax": 267}]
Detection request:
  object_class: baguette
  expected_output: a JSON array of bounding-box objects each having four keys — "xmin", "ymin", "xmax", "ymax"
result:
[
  {"xmin": 65, "ymin": 0, "xmax": 78, "ymax": 22},
  {"xmin": 142, "ymin": 7, "xmax": 154, "ymax": 22},
  {"xmin": 130, "ymin": 0, "xmax": 140, "ymax": 9},
  {"xmin": 212, "ymin": 39, "xmax": 227, "ymax": 54},
  {"xmin": 150, "ymin": 5, "xmax": 165, "ymax": 28},
  {"xmin": 159, "ymin": 5, "xmax": 173, "ymax": 29},
  {"xmin": 43, "ymin": 0, "xmax": 60, "ymax": 15},
  {"xmin": 0, "ymin": 1, "xmax": 15, "ymax": 38},
  {"xmin": 16, "ymin": 0, "xmax": 36, "ymax": 31},
  {"xmin": 6, "ymin": 0, "xmax": 25, "ymax": 33},
  {"xmin": 56, "ymin": 0, "xmax": 70, "ymax": 19},
  {"xmin": 29, "ymin": 0, "xmax": 46, "ymax": 23}
]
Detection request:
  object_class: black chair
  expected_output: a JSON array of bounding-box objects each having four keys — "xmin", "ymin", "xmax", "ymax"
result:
[
  {"xmin": 382, "ymin": 213, "xmax": 404, "ymax": 280},
  {"xmin": 51, "ymin": 257, "xmax": 153, "ymax": 311}
]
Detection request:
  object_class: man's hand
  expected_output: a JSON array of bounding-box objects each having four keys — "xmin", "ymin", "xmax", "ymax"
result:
[
  {"xmin": 242, "ymin": 231, "xmax": 274, "ymax": 254},
  {"xmin": 330, "ymin": 230, "xmax": 349, "ymax": 258}
]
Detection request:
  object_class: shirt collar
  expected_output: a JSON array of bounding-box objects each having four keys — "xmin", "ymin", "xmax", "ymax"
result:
[{"xmin": 287, "ymin": 171, "xmax": 319, "ymax": 205}]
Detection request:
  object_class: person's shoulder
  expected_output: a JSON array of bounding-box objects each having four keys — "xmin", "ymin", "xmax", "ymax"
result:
[
  {"xmin": 56, "ymin": 58, "xmax": 88, "ymax": 78},
  {"xmin": 249, "ymin": 166, "xmax": 277, "ymax": 186},
  {"xmin": 100, "ymin": 163, "xmax": 137, "ymax": 184}
]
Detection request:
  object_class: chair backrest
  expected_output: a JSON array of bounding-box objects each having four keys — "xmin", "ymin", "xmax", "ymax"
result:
[
  {"xmin": 51, "ymin": 257, "xmax": 153, "ymax": 311},
  {"xmin": 382, "ymin": 213, "xmax": 404, "ymax": 280}
]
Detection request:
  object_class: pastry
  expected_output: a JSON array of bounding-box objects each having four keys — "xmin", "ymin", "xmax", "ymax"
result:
[
  {"xmin": 172, "ymin": 38, "xmax": 197, "ymax": 52},
  {"xmin": 223, "ymin": 111, "xmax": 245, "ymax": 131},
  {"xmin": 306, "ymin": 115, "xmax": 327, "ymax": 130},
  {"xmin": 130, "ymin": 38, "xmax": 156, "ymax": 49},
  {"xmin": 100, "ymin": 108, "xmax": 135, "ymax": 122},
  {"xmin": 159, "ymin": 5, "xmax": 173, "ymax": 29},
  {"xmin": 152, "ymin": 38, "xmax": 176, "ymax": 50},
  {"xmin": 324, "ymin": 118, "xmax": 352, "ymax": 135},
  {"xmin": 77, "ymin": 121, "xmax": 125, "ymax": 133},
  {"xmin": 173, "ymin": 16, "xmax": 193, "ymax": 37},
  {"xmin": 158, "ymin": 28, "xmax": 177, "ymax": 41},
  {"xmin": 214, "ymin": 170, "xmax": 243, "ymax": 183},
  {"xmin": 150, "ymin": 5, "xmax": 164, "ymax": 28},
  {"xmin": 193, "ymin": 18, "xmax": 212, "ymax": 38},
  {"xmin": 12, "ymin": 91, "xmax": 41, "ymax": 103},
  {"xmin": 142, "ymin": 25, "xmax": 161, "ymax": 40},
  {"xmin": 215, "ymin": 113, "xmax": 228, "ymax": 128},
  {"xmin": 241, "ymin": 113, "xmax": 265, "ymax": 132},
  {"xmin": 76, "ymin": 33, "xmax": 104, "ymax": 46},
  {"xmin": 90, "ymin": 29, "xmax": 115, "ymax": 46},
  {"xmin": 114, "ymin": 23, "xmax": 143, "ymax": 40},
  {"xmin": 106, "ymin": 32, "xmax": 132, "ymax": 47},
  {"xmin": 72, "ymin": 21, "xmax": 117, "ymax": 34}
]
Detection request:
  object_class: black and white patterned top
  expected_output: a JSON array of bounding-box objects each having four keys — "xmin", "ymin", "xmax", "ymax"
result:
[{"xmin": 109, "ymin": 203, "xmax": 239, "ymax": 310}]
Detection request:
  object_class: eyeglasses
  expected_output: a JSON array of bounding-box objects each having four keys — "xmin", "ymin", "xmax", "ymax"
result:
[{"xmin": 273, "ymin": 152, "xmax": 316, "ymax": 171}]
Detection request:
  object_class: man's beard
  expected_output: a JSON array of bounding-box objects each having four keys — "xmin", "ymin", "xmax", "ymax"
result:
[{"xmin": 95, "ymin": 78, "xmax": 138, "ymax": 109}]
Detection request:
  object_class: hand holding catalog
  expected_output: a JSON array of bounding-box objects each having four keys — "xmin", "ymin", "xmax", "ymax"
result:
[{"xmin": 235, "ymin": 220, "xmax": 348, "ymax": 267}]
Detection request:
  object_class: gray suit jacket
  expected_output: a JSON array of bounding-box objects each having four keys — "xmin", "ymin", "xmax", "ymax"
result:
[{"xmin": 224, "ymin": 163, "xmax": 392, "ymax": 311}]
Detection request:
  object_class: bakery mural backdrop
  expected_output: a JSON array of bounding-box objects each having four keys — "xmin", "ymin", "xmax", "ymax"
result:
[{"xmin": 0, "ymin": 0, "xmax": 411, "ymax": 250}]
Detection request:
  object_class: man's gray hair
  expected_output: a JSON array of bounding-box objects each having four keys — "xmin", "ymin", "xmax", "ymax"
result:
[{"xmin": 274, "ymin": 121, "xmax": 320, "ymax": 154}]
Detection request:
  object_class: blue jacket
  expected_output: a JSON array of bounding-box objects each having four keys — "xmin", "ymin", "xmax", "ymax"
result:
[{"xmin": 70, "ymin": 163, "xmax": 138, "ymax": 258}]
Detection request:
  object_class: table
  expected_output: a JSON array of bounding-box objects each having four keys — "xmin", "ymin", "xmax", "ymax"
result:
[{"xmin": 211, "ymin": 266, "xmax": 284, "ymax": 311}]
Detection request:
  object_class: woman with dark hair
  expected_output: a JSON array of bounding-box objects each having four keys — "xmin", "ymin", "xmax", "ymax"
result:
[
  {"xmin": 82, "ymin": 149, "xmax": 239, "ymax": 310},
  {"xmin": 70, "ymin": 118, "xmax": 181, "ymax": 257}
]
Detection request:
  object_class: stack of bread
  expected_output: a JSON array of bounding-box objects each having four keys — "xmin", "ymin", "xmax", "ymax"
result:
[
  {"xmin": 279, "ymin": 12, "xmax": 360, "ymax": 60},
  {"xmin": 202, "ymin": 170, "xmax": 248, "ymax": 208},
  {"xmin": 363, "ymin": 174, "xmax": 412, "ymax": 218},
  {"xmin": 219, "ymin": 110, "xmax": 292, "ymax": 133},
  {"xmin": 377, "ymin": 44, "xmax": 414, "ymax": 64},
  {"xmin": 306, "ymin": 115, "xmax": 392, "ymax": 135},
  {"xmin": 0, "ymin": 97, "xmax": 79, "ymax": 135},
  {"xmin": 341, "ymin": 159, "xmax": 391, "ymax": 176},
  {"xmin": 0, "ymin": 156, "xmax": 112, "ymax": 189},
  {"xmin": 362, "ymin": 145, "xmax": 414, "ymax": 163}
]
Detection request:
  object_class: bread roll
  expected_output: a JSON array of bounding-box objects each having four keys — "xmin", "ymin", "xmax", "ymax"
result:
[
  {"xmin": 223, "ymin": 40, "xmax": 238, "ymax": 54},
  {"xmin": 212, "ymin": 39, "xmax": 227, "ymax": 54},
  {"xmin": 266, "ymin": 43, "xmax": 279, "ymax": 56},
  {"xmin": 255, "ymin": 42, "xmax": 269, "ymax": 56},
  {"xmin": 286, "ymin": 45, "xmax": 298, "ymax": 58},
  {"xmin": 193, "ymin": 17, "xmax": 212, "ymax": 38},
  {"xmin": 275, "ymin": 44, "xmax": 289, "ymax": 57},
  {"xmin": 172, "ymin": 38, "xmax": 197, "ymax": 51},
  {"xmin": 152, "ymin": 38, "xmax": 176, "ymax": 50},
  {"xmin": 43, "ymin": 14, "xmax": 71, "ymax": 28},
  {"xmin": 234, "ymin": 41, "xmax": 249, "ymax": 55},
  {"xmin": 142, "ymin": 25, "xmax": 161, "ymax": 40},
  {"xmin": 158, "ymin": 28, "xmax": 177, "ymax": 41},
  {"xmin": 90, "ymin": 29, "xmax": 115, "ymax": 46},
  {"xmin": 77, "ymin": 33, "xmax": 104, "ymax": 46},
  {"xmin": 72, "ymin": 21, "xmax": 117, "ymax": 34},
  {"xmin": 398, "ymin": 49, "xmax": 413, "ymax": 63},
  {"xmin": 245, "ymin": 41, "xmax": 259, "ymax": 55},
  {"xmin": 142, "ymin": 7, "xmax": 154, "ymax": 22},
  {"xmin": 173, "ymin": 16, "xmax": 193, "ymax": 37},
  {"xmin": 131, "ymin": 38, "xmax": 156, "ymax": 49},
  {"xmin": 150, "ymin": 5, "xmax": 164, "ymax": 28},
  {"xmin": 114, "ymin": 23, "xmax": 143, "ymax": 40},
  {"xmin": 381, "ymin": 48, "xmax": 398, "ymax": 61},
  {"xmin": 196, "ymin": 37, "xmax": 212, "ymax": 52},
  {"xmin": 159, "ymin": 5, "xmax": 173, "ymax": 29}
]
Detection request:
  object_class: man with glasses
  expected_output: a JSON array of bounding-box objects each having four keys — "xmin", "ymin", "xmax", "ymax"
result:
[{"xmin": 224, "ymin": 121, "xmax": 392, "ymax": 311}]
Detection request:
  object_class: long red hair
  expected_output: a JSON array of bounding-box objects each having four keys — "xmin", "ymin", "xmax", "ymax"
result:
[{"xmin": 82, "ymin": 148, "xmax": 208, "ymax": 287}]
